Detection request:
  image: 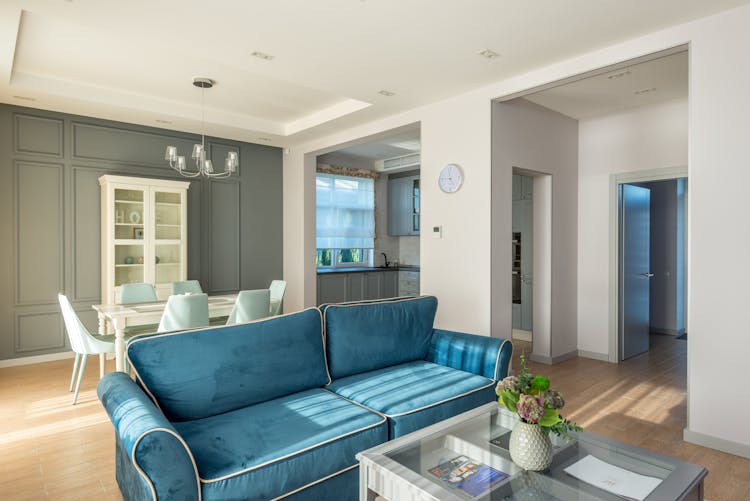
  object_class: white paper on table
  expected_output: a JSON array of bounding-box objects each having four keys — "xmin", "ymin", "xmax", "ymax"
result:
[{"xmin": 563, "ymin": 454, "xmax": 662, "ymax": 501}]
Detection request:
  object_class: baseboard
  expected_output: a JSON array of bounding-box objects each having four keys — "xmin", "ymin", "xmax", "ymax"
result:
[
  {"xmin": 684, "ymin": 428, "xmax": 750, "ymax": 460},
  {"xmin": 529, "ymin": 349, "xmax": 577, "ymax": 365},
  {"xmin": 577, "ymin": 349, "xmax": 611, "ymax": 362},
  {"xmin": 0, "ymin": 351, "xmax": 75, "ymax": 368}
]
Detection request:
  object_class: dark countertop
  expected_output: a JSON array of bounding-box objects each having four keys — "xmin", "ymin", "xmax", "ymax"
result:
[{"xmin": 317, "ymin": 266, "xmax": 420, "ymax": 274}]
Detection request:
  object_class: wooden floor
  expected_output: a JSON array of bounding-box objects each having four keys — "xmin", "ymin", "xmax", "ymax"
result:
[{"xmin": 0, "ymin": 335, "xmax": 748, "ymax": 500}]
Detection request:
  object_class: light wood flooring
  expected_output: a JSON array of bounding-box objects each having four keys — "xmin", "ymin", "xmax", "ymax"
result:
[{"xmin": 0, "ymin": 335, "xmax": 748, "ymax": 500}]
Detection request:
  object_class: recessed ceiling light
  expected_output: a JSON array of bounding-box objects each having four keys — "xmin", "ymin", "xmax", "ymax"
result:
[
  {"xmin": 378, "ymin": 90, "xmax": 395, "ymax": 97},
  {"xmin": 477, "ymin": 49, "xmax": 500, "ymax": 60},
  {"xmin": 607, "ymin": 70, "xmax": 631, "ymax": 80},
  {"xmin": 155, "ymin": 119, "xmax": 172, "ymax": 124},
  {"xmin": 633, "ymin": 87, "xmax": 657, "ymax": 95},
  {"xmin": 251, "ymin": 51, "xmax": 274, "ymax": 61},
  {"xmin": 13, "ymin": 95, "xmax": 36, "ymax": 102}
]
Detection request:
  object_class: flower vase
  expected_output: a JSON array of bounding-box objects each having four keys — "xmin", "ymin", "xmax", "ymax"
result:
[{"xmin": 508, "ymin": 421, "xmax": 552, "ymax": 471}]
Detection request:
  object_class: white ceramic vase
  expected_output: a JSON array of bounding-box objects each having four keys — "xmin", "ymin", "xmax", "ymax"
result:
[{"xmin": 508, "ymin": 421, "xmax": 553, "ymax": 471}]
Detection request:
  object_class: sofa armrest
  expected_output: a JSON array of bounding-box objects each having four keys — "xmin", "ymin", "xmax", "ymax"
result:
[
  {"xmin": 97, "ymin": 373, "xmax": 200, "ymax": 501},
  {"xmin": 426, "ymin": 329, "xmax": 513, "ymax": 380}
]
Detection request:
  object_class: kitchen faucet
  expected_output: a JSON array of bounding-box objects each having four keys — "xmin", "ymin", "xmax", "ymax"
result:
[{"xmin": 381, "ymin": 252, "xmax": 390, "ymax": 268}]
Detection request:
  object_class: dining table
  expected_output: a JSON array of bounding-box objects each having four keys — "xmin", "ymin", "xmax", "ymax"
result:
[{"xmin": 92, "ymin": 294, "xmax": 240, "ymax": 372}]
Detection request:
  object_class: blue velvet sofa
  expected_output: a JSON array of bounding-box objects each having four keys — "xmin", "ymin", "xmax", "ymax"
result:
[{"xmin": 98, "ymin": 296, "xmax": 512, "ymax": 500}]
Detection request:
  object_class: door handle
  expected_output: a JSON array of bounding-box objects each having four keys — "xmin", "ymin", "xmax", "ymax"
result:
[{"xmin": 640, "ymin": 273, "xmax": 655, "ymax": 278}]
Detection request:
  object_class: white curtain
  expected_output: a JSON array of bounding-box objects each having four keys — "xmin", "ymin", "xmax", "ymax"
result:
[{"xmin": 316, "ymin": 173, "xmax": 375, "ymax": 249}]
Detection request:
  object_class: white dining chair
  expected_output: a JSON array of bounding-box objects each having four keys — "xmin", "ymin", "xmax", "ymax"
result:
[
  {"xmin": 226, "ymin": 289, "xmax": 271, "ymax": 325},
  {"xmin": 59, "ymin": 293, "xmax": 128, "ymax": 404},
  {"xmin": 269, "ymin": 280, "xmax": 286, "ymax": 316},
  {"xmin": 157, "ymin": 293, "xmax": 210, "ymax": 332}
]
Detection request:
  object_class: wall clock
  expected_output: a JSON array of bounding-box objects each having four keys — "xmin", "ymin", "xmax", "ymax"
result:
[{"xmin": 438, "ymin": 163, "xmax": 464, "ymax": 193}]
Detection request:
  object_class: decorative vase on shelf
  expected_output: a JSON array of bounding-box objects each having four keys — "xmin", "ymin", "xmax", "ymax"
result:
[
  {"xmin": 124, "ymin": 256, "xmax": 134, "ymax": 265},
  {"xmin": 508, "ymin": 421, "xmax": 553, "ymax": 471}
]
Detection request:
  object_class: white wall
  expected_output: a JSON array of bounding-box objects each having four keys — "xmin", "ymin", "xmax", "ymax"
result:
[
  {"xmin": 577, "ymin": 99, "xmax": 688, "ymax": 355},
  {"xmin": 284, "ymin": 4, "xmax": 750, "ymax": 454},
  {"xmin": 492, "ymin": 99, "xmax": 579, "ymax": 361}
]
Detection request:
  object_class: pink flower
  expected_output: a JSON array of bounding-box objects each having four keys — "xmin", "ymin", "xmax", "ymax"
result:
[
  {"xmin": 495, "ymin": 375, "xmax": 520, "ymax": 395},
  {"xmin": 516, "ymin": 394, "xmax": 545, "ymax": 424}
]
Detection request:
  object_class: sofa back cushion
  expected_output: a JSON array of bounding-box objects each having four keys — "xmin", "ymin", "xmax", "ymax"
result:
[
  {"xmin": 323, "ymin": 296, "xmax": 438, "ymax": 379},
  {"xmin": 127, "ymin": 308, "xmax": 329, "ymax": 421}
]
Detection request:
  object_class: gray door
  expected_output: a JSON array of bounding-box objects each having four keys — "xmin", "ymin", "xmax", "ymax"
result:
[{"xmin": 619, "ymin": 184, "xmax": 652, "ymax": 360}]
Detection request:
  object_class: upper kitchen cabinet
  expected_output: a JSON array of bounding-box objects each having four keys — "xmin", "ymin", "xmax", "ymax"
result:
[{"xmin": 388, "ymin": 173, "xmax": 420, "ymax": 236}]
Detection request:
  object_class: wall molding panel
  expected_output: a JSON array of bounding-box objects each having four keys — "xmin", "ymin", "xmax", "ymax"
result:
[
  {"xmin": 14, "ymin": 160, "xmax": 64, "ymax": 307},
  {"xmin": 14, "ymin": 114, "xmax": 64, "ymax": 158},
  {"xmin": 0, "ymin": 104, "xmax": 282, "ymax": 361}
]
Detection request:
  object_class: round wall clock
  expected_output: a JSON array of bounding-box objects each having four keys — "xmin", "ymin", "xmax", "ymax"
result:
[{"xmin": 438, "ymin": 163, "xmax": 464, "ymax": 193}]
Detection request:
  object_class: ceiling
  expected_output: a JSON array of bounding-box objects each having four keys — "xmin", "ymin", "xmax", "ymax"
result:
[
  {"xmin": 320, "ymin": 127, "xmax": 420, "ymax": 165},
  {"xmin": 524, "ymin": 51, "xmax": 688, "ymax": 119},
  {"xmin": 1, "ymin": 1, "xmax": 748, "ymax": 147}
]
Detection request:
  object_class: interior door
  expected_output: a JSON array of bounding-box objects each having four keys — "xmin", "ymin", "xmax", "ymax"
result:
[{"xmin": 619, "ymin": 184, "xmax": 651, "ymax": 360}]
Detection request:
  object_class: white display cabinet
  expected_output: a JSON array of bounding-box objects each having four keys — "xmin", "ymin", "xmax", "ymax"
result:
[{"xmin": 99, "ymin": 175, "xmax": 190, "ymax": 304}]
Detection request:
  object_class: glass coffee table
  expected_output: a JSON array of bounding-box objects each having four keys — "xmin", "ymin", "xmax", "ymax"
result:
[{"xmin": 357, "ymin": 402, "xmax": 706, "ymax": 501}]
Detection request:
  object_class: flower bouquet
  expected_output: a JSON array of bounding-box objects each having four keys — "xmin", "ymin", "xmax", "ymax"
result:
[{"xmin": 495, "ymin": 355, "xmax": 581, "ymax": 470}]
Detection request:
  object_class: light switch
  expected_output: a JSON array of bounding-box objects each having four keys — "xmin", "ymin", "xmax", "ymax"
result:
[{"xmin": 432, "ymin": 225, "xmax": 442, "ymax": 239}]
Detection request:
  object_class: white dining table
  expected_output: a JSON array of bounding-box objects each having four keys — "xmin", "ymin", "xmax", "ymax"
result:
[{"xmin": 92, "ymin": 294, "xmax": 239, "ymax": 372}]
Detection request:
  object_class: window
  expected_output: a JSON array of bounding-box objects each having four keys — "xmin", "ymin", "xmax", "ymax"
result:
[{"xmin": 316, "ymin": 173, "xmax": 375, "ymax": 268}]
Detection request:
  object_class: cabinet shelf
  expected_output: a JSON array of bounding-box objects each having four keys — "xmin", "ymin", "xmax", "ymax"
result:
[
  {"xmin": 156, "ymin": 224, "xmax": 180, "ymax": 227},
  {"xmin": 155, "ymin": 202, "xmax": 181, "ymax": 207},
  {"xmin": 115, "ymin": 264, "xmax": 144, "ymax": 268},
  {"xmin": 115, "ymin": 199, "xmax": 144, "ymax": 204}
]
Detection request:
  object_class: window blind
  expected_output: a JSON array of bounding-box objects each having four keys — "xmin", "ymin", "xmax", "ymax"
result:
[{"xmin": 316, "ymin": 173, "xmax": 375, "ymax": 249}]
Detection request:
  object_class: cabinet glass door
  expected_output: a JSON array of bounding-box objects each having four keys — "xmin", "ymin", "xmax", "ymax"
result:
[
  {"xmin": 154, "ymin": 191, "xmax": 182, "ymax": 240},
  {"xmin": 155, "ymin": 243, "xmax": 182, "ymax": 284},
  {"xmin": 114, "ymin": 188, "xmax": 145, "ymax": 286}
]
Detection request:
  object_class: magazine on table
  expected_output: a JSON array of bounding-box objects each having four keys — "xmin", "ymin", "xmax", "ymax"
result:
[
  {"xmin": 563, "ymin": 454, "xmax": 662, "ymax": 501},
  {"xmin": 428, "ymin": 454, "xmax": 509, "ymax": 497}
]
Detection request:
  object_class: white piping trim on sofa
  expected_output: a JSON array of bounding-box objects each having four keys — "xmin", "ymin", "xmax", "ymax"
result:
[
  {"xmin": 131, "ymin": 427, "xmax": 202, "ymax": 501},
  {"xmin": 200, "ymin": 413, "xmax": 386, "ymax": 483},
  {"xmin": 494, "ymin": 339, "xmax": 511, "ymax": 381},
  {"xmin": 127, "ymin": 307, "xmax": 330, "ymax": 416},
  {"xmin": 271, "ymin": 463, "xmax": 359, "ymax": 500},
  {"xmin": 380, "ymin": 380, "xmax": 496, "ymax": 418}
]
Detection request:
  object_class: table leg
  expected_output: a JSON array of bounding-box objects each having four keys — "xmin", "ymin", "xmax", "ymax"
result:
[
  {"xmin": 97, "ymin": 311, "xmax": 107, "ymax": 335},
  {"xmin": 112, "ymin": 317, "xmax": 126, "ymax": 372}
]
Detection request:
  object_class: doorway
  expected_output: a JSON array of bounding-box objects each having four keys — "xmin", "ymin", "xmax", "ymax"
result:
[{"xmin": 612, "ymin": 169, "xmax": 688, "ymax": 361}]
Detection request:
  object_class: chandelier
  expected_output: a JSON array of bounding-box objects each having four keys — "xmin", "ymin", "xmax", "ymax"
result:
[{"xmin": 164, "ymin": 78, "xmax": 238, "ymax": 178}]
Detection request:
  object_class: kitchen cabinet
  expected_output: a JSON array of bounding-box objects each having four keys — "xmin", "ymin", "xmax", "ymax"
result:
[
  {"xmin": 317, "ymin": 270, "xmax": 398, "ymax": 305},
  {"xmin": 398, "ymin": 271, "xmax": 420, "ymax": 296},
  {"xmin": 512, "ymin": 173, "xmax": 533, "ymax": 201},
  {"xmin": 388, "ymin": 174, "xmax": 420, "ymax": 236},
  {"xmin": 100, "ymin": 175, "xmax": 190, "ymax": 304}
]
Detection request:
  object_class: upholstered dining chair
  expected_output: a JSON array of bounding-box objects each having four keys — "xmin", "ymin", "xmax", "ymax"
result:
[
  {"xmin": 157, "ymin": 293, "xmax": 210, "ymax": 333},
  {"xmin": 269, "ymin": 280, "xmax": 287, "ymax": 316},
  {"xmin": 172, "ymin": 280, "xmax": 203, "ymax": 295},
  {"xmin": 120, "ymin": 283, "xmax": 158, "ymax": 304},
  {"xmin": 226, "ymin": 289, "xmax": 271, "ymax": 325},
  {"xmin": 58, "ymin": 293, "xmax": 134, "ymax": 404},
  {"xmin": 119, "ymin": 283, "xmax": 160, "ymax": 335}
]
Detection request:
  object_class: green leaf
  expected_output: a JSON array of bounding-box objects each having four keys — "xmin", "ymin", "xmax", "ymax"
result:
[
  {"xmin": 537, "ymin": 408, "xmax": 561, "ymax": 427},
  {"xmin": 500, "ymin": 390, "xmax": 519, "ymax": 413}
]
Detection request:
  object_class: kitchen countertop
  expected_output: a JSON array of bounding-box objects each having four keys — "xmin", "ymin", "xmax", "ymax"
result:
[{"xmin": 317, "ymin": 266, "xmax": 420, "ymax": 274}]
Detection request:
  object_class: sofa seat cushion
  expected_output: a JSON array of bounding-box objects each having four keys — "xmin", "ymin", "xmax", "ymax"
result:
[
  {"xmin": 327, "ymin": 360, "xmax": 497, "ymax": 439},
  {"xmin": 173, "ymin": 388, "xmax": 387, "ymax": 501}
]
